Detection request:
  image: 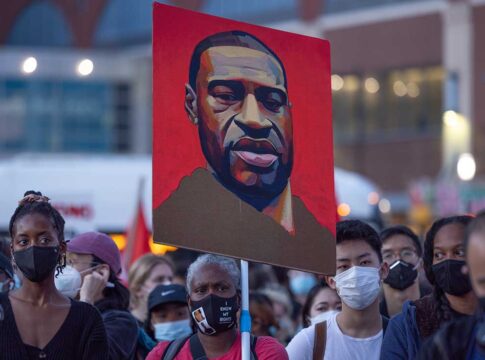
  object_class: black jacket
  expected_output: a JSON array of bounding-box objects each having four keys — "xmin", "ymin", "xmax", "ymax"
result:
[{"xmin": 417, "ymin": 316, "xmax": 478, "ymax": 360}]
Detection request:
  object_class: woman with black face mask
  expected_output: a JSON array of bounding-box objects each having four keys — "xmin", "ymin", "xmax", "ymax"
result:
[
  {"xmin": 417, "ymin": 211, "xmax": 485, "ymax": 359},
  {"xmin": 381, "ymin": 215, "xmax": 477, "ymax": 360},
  {"xmin": 146, "ymin": 254, "xmax": 288, "ymax": 360},
  {"xmin": 0, "ymin": 191, "xmax": 108, "ymax": 359}
]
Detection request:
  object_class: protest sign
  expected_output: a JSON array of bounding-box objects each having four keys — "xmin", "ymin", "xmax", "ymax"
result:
[{"xmin": 153, "ymin": 3, "xmax": 335, "ymax": 274}]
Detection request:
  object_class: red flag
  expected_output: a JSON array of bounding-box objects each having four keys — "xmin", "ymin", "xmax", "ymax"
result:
[{"xmin": 124, "ymin": 198, "xmax": 151, "ymax": 268}]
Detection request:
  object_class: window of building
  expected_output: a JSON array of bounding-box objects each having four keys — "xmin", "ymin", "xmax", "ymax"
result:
[
  {"xmin": 0, "ymin": 79, "xmax": 131, "ymax": 153},
  {"xmin": 333, "ymin": 66, "xmax": 444, "ymax": 144}
]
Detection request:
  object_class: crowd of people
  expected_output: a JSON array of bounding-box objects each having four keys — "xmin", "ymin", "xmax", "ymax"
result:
[{"xmin": 0, "ymin": 190, "xmax": 484, "ymax": 360}]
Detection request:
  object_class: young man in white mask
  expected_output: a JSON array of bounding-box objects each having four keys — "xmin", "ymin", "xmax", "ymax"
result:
[{"xmin": 286, "ymin": 220, "xmax": 389, "ymax": 360}]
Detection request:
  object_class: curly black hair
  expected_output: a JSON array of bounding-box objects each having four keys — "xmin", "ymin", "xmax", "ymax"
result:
[
  {"xmin": 9, "ymin": 190, "xmax": 67, "ymax": 275},
  {"xmin": 424, "ymin": 215, "xmax": 473, "ymax": 322}
]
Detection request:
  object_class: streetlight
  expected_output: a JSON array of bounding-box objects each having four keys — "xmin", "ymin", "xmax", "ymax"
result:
[
  {"xmin": 22, "ymin": 57, "xmax": 37, "ymax": 74},
  {"xmin": 442, "ymin": 110, "xmax": 470, "ymax": 178},
  {"xmin": 77, "ymin": 59, "xmax": 94, "ymax": 76},
  {"xmin": 457, "ymin": 153, "xmax": 476, "ymax": 181}
]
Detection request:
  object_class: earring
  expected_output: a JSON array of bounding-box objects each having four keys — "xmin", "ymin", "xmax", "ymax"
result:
[{"xmin": 193, "ymin": 116, "xmax": 199, "ymax": 125}]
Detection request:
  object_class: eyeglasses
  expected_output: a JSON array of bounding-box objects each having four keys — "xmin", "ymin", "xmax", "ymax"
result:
[{"xmin": 382, "ymin": 249, "xmax": 419, "ymax": 264}]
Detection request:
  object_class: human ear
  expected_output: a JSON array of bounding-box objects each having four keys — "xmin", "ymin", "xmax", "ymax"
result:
[
  {"xmin": 184, "ymin": 84, "xmax": 198, "ymax": 125},
  {"xmin": 325, "ymin": 275, "xmax": 337, "ymax": 290},
  {"xmin": 379, "ymin": 261, "xmax": 390, "ymax": 281}
]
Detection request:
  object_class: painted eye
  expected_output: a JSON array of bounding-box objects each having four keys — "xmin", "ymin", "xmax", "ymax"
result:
[
  {"xmin": 262, "ymin": 93, "xmax": 284, "ymax": 112},
  {"xmin": 210, "ymin": 85, "xmax": 242, "ymax": 105}
]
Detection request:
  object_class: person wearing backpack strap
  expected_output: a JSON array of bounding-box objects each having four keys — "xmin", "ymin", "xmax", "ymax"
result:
[
  {"xmin": 286, "ymin": 220, "xmax": 389, "ymax": 360},
  {"xmin": 146, "ymin": 254, "xmax": 288, "ymax": 360}
]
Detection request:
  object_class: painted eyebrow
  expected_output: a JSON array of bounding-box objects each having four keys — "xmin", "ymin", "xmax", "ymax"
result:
[
  {"xmin": 208, "ymin": 80, "xmax": 244, "ymax": 91},
  {"xmin": 208, "ymin": 79, "xmax": 287, "ymax": 98}
]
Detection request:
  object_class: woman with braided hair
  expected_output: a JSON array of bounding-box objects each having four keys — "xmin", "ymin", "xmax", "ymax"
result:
[
  {"xmin": 381, "ymin": 215, "xmax": 478, "ymax": 359},
  {"xmin": 0, "ymin": 191, "xmax": 108, "ymax": 359}
]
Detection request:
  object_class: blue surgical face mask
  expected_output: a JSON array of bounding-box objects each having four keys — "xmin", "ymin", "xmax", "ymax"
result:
[
  {"xmin": 289, "ymin": 274, "xmax": 317, "ymax": 296},
  {"xmin": 154, "ymin": 318, "xmax": 193, "ymax": 341}
]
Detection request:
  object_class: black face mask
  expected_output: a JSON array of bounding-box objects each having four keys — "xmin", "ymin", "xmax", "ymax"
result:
[
  {"xmin": 13, "ymin": 246, "xmax": 60, "ymax": 283},
  {"xmin": 190, "ymin": 294, "xmax": 239, "ymax": 336},
  {"xmin": 432, "ymin": 259, "xmax": 472, "ymax": 296},
  {"xmin": 384, "ymin": 260, "xmax": 418, "ymax": 290}
]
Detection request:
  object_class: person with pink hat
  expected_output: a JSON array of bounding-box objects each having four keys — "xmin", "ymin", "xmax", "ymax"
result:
[{"xmin": 65, "ymin": 231, "xmax": 139, "ymax": 360}]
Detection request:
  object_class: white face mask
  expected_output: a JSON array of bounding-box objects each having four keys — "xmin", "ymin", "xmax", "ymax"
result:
[
  {"xmin": 154, "ymin": 318, "xmax": 193, "ymax": 341},
  {"xmin": 309, "ymin": 309, "xmax": 340, "ymax": 326},
  {"xmin": 55, "ymin": 265, "xmax": 82, "ymax": 298},
  {"xmin": 334, "ymin": 266, "xmax": 381, "ymax": 310}
]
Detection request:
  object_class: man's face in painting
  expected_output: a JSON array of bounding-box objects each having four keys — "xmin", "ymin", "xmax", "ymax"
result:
[{"xmin": 186, "ymin": 45, "xmax": 293, "ymax": 201}]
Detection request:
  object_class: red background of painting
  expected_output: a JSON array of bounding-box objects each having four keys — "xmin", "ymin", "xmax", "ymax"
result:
[{"xmin": 153, "ymin": 3, "xmax": 336, "ymax": 235}]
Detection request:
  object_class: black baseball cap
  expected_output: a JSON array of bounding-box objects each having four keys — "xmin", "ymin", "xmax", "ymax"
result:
[
  {"xmin": 0, "ymin": 253, "xmax": 14, "ymax": 280},
  {"xmin": 148, "ymin": 284, "xmax": 188, "ymax": 312}
]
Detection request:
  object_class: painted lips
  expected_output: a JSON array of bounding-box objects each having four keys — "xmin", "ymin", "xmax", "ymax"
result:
[
  {"xmin": 232, "ymin": 138, "xmax": 280, "ymax": 168},
  {"xmin": 234, "ymin": 151, "xmax": 278, "ymax": 167}
]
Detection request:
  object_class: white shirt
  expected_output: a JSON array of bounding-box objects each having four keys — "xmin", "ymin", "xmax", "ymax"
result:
[{"xmin": 286, "ymin": 312, "xmax": 382, "ymax": 360}]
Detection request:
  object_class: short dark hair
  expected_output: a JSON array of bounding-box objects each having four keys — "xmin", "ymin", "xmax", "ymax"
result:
[
  {"xmin": 465, "ymin": 210, "xmax": 485, "ymax": 254},
  {"xmin": 188, "ymin": 30, "xmax": 288, "ymax": 91},
  {"xmin": 336, "ymin": 220, "xmax": 382, "ymax": 262},
  {"xmin": 380, "ymin": 225, "xmax": 422, "ymax": 258}
]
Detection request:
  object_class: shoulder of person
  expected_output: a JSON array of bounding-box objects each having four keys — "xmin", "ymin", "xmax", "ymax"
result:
[
  {"xmin": 432, "ymin": 316, "xmax": 477, "ymax": 345},
  {"xmin": 70, "ymin": 299, "xmax": 104, "ymax": 321},
  {"xmin": 145, "ymin": 340, "xmax": 173, "ymax": 360},
  {"xmin": 101, "ymin": 309, "xmax": 138, "ymax": 325},
  {"xmin": 412, "ymin": 293, "xmax": 435, "ymax": 308},
  {"xmin": 390, "ymin": 299, "xmax": 418, "ymax": 325},
  {"xmin": 101, "ymin": 309, "xmax": 139, "ymax": 338},
  {"xmin": 417, "ymin": 317, "xmax": 478, "ymax": 360},
  {"xmin": 255, "ymin": 336, "xmax": 289, "ymax": 359}
]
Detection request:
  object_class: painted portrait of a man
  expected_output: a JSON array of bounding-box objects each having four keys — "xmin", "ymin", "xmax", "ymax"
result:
[
  {"xmin": 184, "ymin": 31, "xmax": 295, "ymax": 232},
  {"xmin": 153, "ymin": 4, "xmax": 335, "ymax": 274}
]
